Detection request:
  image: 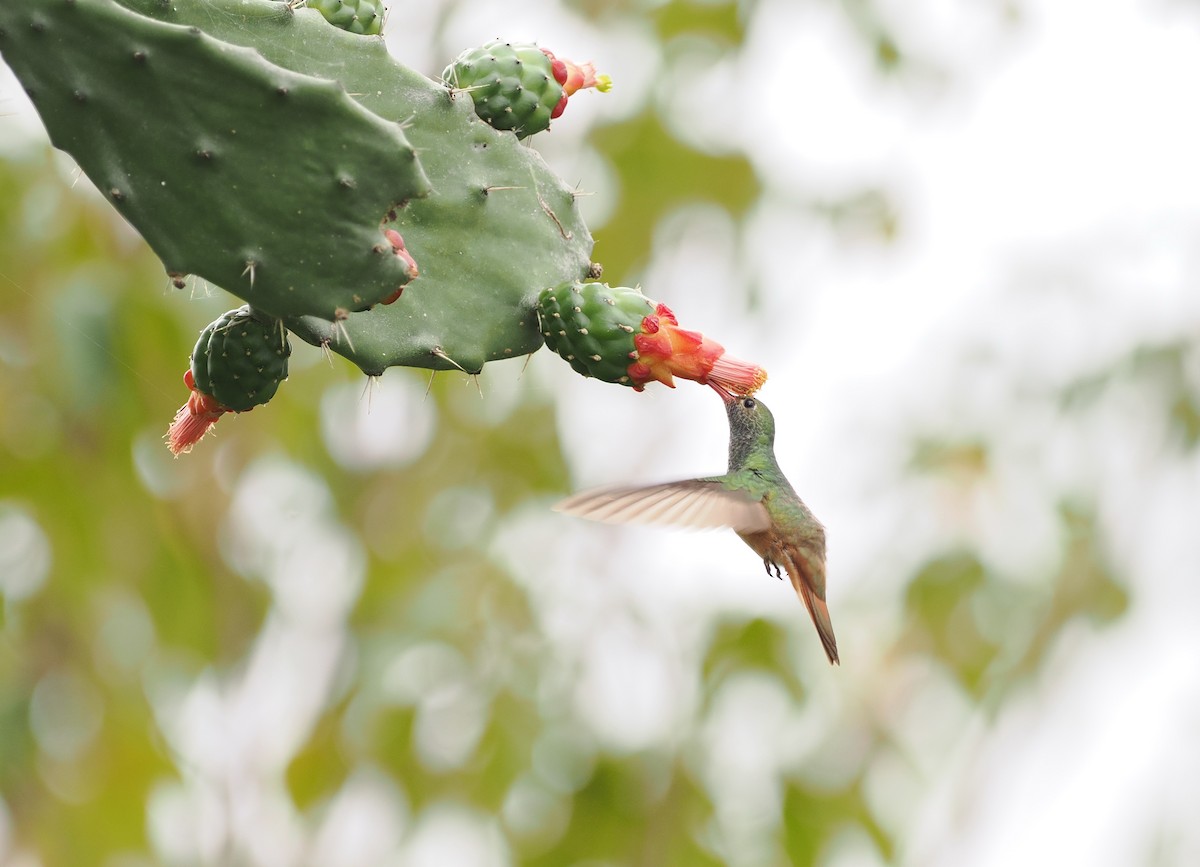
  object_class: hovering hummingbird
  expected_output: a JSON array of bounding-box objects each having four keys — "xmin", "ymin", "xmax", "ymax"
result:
[{"xmin": 555, "ymin": 387, "xmax": 838, "ymax": 664}]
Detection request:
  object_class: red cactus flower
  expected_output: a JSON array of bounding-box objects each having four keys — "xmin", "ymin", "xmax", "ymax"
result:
[
  {"xmin": 626, "ymin": 304, "xmax": 767, "ymax": 395},
  {"xmin": 541, "ymin": 48, "xmax": 613, "ymax": 120},
  {"xmin": 166, "ymin": 369, "xmax": 229, "ymax": 456}
]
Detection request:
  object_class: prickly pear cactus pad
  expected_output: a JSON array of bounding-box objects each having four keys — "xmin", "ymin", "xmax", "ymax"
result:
[
  {"xmin": 115, "ymin": 0, "xmax": 595, "ymax": 376},
  {"xmin": 443, "ymin": 41, "xmax": 612, "ymax": 140},
  {"xmin": 538, "ymin": 281, "xmax": 768, "ymax": 394},
  {"xmin": 0, "ymin": 0, "xmax": 429, "ymax": 321}
]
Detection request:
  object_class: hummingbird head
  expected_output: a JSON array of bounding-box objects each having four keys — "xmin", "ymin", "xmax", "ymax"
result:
[{"xmin": 712, "ymin": 383, "xmax": 775, "ymax": 464}]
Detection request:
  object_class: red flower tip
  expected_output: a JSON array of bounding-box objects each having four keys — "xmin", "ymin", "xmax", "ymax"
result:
[
  {"xmin": 540, "ymin": 48, "xmax": 611, "ymax": 120},
  {"xmin": 626, "ymin": 304, "xmax": 767, "ymax": 395},
  {"xmin": 165, "ymin": 368, "xmax": 228, "ymax": 456}
]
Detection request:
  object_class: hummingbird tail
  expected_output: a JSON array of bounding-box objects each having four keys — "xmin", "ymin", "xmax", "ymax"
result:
[{"xmin": 784, "ymin": 550, "xmax": 840, "ymax": 665}]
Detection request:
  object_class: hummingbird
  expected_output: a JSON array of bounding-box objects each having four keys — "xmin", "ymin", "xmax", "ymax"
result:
[{"xmin": 554, "ymin": 387, "xmax": 838, "ymax": 664}]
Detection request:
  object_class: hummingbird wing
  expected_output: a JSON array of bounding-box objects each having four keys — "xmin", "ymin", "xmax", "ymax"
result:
[{"xmin": 554, "ymin": 480, "xmax": 771, "ymax": 533}]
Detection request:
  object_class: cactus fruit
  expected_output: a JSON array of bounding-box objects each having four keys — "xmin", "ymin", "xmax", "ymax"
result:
[
  {"xmin": 306, "ymin": 0, "xmax": 384, "ymax": 35},
  {"xmin": 166, "ymin": 306, "xmax": 292, "ymax": 454},
  {"xmin": 538, "ymin": 282, "xmax": 767, "ymax": 394},
  {"xmin": 444, "ymin": 41, "xmax": 612, "ymax": 139}
]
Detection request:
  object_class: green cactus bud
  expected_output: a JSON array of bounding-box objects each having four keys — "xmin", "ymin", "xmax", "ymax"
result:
[
  {"xmin": 444, "ymin": 41, "xmax": 562, "ymax": 139},
  {"xmin": 306, "ymin": 0, "xmax": 384, "ymax": 35},
  {"xmin": 444, "ymin": 41, "xmax": 611, "ymax": 139},
  {"xmin": 190, "ymin": 305, "xmax": 291, "ymax": 412},
  {"xmin": 167, "ymin": 305, "xmax": 292, "ymax": 454},
  {"xmin": 538, "ymin": 282, "xmax": 768, "ymax": 394},
  {"xmin": 538, "ymin": 281, "xmax": 653, "ymax": 385}
]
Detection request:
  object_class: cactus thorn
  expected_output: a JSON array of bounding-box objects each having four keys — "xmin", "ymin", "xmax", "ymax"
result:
[
  {"xmin": 532, "ymin": 173, "xmax": 570, "ymax": 239},
  {"xmin": 360, "ymin": 374, "xmax": 378, "ymax": 411},
  {"xmin": 242, "ymin": 259, "xmax": 258, "ymax": 287},
  {"xmin": 424, "ymin": 369, "xmax": 438, "ymax": 399},
  {"xmin": 430, "ymin": 345, "xmax": 467, "ymax": 373},
  {"xmin": 331, "ymin": 309, "xmax": 356, "ymax": 352},
  {"xmin": 188, "ymin": 277, "xmax": 214, "ymax": 302}
]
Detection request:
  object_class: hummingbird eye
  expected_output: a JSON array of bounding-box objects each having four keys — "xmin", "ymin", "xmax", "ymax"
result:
[{"xmin": 742, "ymin": 398, "xmax": 756, "ymax": 409}]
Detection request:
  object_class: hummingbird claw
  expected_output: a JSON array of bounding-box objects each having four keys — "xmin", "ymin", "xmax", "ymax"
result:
[{"xmin": 761, "ymin": 558, "xmax": 784, "ymax": 580}]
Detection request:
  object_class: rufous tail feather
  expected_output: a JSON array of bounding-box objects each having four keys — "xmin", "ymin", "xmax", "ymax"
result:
[{"xmin": 783, "ymin": 549, "xmax": 839, "ymax": 665}]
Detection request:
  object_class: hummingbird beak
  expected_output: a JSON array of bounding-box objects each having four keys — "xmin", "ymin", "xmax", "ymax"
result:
[{"xmin": 708, "ymin": 381, "xmax": 738, "ymax": 403}]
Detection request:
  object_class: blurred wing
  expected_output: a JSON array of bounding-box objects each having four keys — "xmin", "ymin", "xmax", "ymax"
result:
[{"xmin": 554, "ymin": 479, "xmax": 771, "ymax": 533}]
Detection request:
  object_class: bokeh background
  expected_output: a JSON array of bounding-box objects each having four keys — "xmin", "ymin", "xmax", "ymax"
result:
[{"xmin": 3, "ymin": 0, "xmax": 1200, "ymax": 864}]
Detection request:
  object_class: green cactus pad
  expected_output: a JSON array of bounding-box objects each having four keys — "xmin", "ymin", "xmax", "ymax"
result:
[
  {"xmin": 306, "ymin": 0, "xmax": 384, "ymax": 35},
  {"xmin": 538, "ymin": 281, "xmax": 655, "ymax": 386},
  {"xmin": 443, "ymin": 41, "xmax": 562, "ymax": 140},
  {"xmin": 0, "ymin": 0, "xmax": 429, "ymax": 321},
  {"xmin": 112, "ymin": 0, "xmax": 593, "ymax": 376},
  {"xmin": 191, "ymin": 306, "xmax": 291, "ymax": 412}
]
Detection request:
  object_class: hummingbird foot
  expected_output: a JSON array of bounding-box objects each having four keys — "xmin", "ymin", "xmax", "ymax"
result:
[{"xmin": 761, "ymin": 558, "xmax": 784, "ymax": 581}]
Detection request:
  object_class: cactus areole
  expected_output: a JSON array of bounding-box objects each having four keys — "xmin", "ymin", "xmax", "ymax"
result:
[{"xmin": 537, "ymin": 282, "xmax": 767, "ymax": 394}]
